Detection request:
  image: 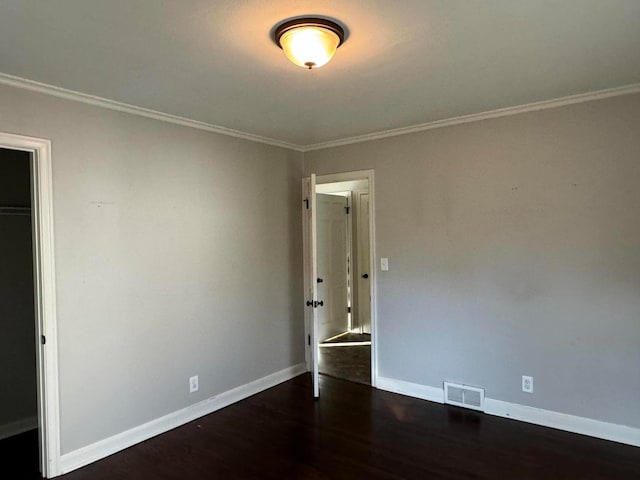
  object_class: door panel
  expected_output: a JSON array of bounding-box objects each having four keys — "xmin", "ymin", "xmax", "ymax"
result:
[
  {"xmin": 316, "ymin": 193, "xmax": 349, "ymax": 342},
  {"xmin": 301, "ymin": 175, "xmax": 321, "ymax": 398},
  {"xmin": 310, "ymin": 175, "xmax": 319, "ymax": 397}
]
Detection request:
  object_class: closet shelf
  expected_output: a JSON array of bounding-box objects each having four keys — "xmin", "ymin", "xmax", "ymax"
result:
[{"xmin": 0, "ymin": 206, "xmax": 31, "ymax": 216}]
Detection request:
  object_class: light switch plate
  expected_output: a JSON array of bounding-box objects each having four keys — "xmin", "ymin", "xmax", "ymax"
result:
[
  {"xmin": 381, "ymin": 257, "xmax": 389, "ymax": 271},
  {"xmin": 189, "ymin": 375, "xmax": 199, "ymax": 393}
]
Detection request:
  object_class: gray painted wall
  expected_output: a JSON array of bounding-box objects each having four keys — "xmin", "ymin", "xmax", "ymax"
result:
[
  {"xmin": 305, "ymin": 93, "xmax": 640, "ymax": 429},
  {"xmin": 0, "ymin": 149, "xmax": 37, "ymax": 429},
  {"xmin": 0, "ymin": 84, "xmax": 305, "ymax": 453},
  {"xmin": 1, "ymin": 79, "xmax": 637, "ymax": 457}
]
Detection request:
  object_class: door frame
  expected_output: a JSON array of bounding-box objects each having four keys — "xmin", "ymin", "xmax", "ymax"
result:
[
  {"xmin": 0, "ymin": 132, "xmax": 61, "ymax": 477},
  {"xmin": 354, "ymin": 189, "xmax": 371, "ymax": 334},
  {"xmin": 302, "ymin": 169, "xmax": 378, "ymax": 387}
]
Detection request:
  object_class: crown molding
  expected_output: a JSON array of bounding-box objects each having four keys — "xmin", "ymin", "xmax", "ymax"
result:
[
  {"xmin": 302, "ymin": 83, "xmax": 640, "ymax": 152},
  {"xmin": 2, "ymin": 72, "xmax": 639, "ymax": 154},
  {"xmin": 0, "ymin": 73, "xmax": 305, "ymax": 152}
]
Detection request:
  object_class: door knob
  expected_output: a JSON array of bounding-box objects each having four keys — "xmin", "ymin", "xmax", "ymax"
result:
[
  {"xmin": 314, "ymin": 300, "xmax": 324, "ymax": 307},
  {"xmin": 306, "ymin": 300, "xmax": 313, "ymax": 307},
  {"xmin": 317, "ymin": 278, "xmax": 324, "ymax": 283},
  {"xmin": 362, "ymin": 273, "xmax": 369, "ymax": 279}
]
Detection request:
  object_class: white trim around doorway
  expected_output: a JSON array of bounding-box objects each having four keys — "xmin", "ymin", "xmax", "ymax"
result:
[
  {"xmin": 0, "ymin": 132, "xmax": 61, "ymax": 478},
  {"xmin": 306, "ymin": 170, "xmax": 378, "ymax": 387}
]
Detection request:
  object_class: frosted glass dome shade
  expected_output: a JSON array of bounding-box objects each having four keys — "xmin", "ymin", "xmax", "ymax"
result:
[{"xmin": 275, "ymin": 18, "xmax": 345, "ymax": 69}]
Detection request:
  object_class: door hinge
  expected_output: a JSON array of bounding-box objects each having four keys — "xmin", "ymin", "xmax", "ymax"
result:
[
  {"xmin": 345, "ymin": 206, "xmax": 350, "ymax": 214},
  {"xmin": 304, "ymin": 198, "xmax": 309, "ymax": 209},
  {"xmin": 347, "ymin": 306, "xmax": 351, "ymax": 313},
  {"xmin": 41, "ymin": 335, "xmax": 46, "ymax": 345},
  {"xmin": 308, "ymin": 334, "xmax": 311, "ymax": 346}
]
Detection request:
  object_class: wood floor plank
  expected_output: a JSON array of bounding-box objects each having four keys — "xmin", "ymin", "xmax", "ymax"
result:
[{"xmin": 3, "ymin": 373, "xmax": 639, "ymax": 479}]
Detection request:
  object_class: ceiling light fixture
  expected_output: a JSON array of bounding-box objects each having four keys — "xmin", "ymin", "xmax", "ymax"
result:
[{"xmin": 274, "ymin": 17, "xmax": 345, "ymax": 69}]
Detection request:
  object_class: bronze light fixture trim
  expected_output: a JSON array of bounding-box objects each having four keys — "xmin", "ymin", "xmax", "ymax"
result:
[{"xmin": 274, "ymin": 17, "xmax": 346, "ymax": 69}]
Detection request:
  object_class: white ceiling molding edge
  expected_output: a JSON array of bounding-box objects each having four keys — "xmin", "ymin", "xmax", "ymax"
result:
[
  {"xmin": 0, "ymin": 72, "xmax": 305, "ymax": 152},
  {"xmin": 301, "ymin": 83, "xmax": 640, "ymax": 152},
  {"xmin": 1, "ymin": 72, "xmax": 638, "ymax": 154}
]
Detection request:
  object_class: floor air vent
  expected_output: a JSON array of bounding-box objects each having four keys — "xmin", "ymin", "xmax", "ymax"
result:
[{"xmin": 443, "ymin": 382, "xmax": 485, "ymax": 412}]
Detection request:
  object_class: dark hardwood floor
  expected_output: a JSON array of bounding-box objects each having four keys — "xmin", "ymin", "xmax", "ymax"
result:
[{"xmin": 7, "ymin": 374, "xmax": 640, "ymax": 479}]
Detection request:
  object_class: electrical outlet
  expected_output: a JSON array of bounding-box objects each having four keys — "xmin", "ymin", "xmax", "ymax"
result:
[
  {"xmin": 522, "ymin": 375, "xmax": 533, "ymax": 393},
  {"xmin": 189, "ymin": 375, "xmax": 199, "ymax": 393}
]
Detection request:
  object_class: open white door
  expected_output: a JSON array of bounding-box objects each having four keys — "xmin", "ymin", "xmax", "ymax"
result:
[
  {"xmin": 316, "ymin": 193, "xmax": 349, "ymax": 343},
  {"xmin": 310, "ymin": 174, "xmax": 319, "ymax": 397},
  {"xmin": 305, "ymin": 171, "xmax": 378, "ymax": 393},
  {"xmin": 303, "ymin": 174, "xmax": 320, "ymax": 398}
]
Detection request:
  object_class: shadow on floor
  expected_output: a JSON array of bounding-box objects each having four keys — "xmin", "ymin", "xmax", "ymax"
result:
[{"xmin": 0, "ymin": 429, "xmax": 40, "ymax": 479}]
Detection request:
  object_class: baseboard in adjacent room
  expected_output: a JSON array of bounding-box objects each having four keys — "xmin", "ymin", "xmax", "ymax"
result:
[
  {"xmin": 60, "ymin": 363, "xmax": 307, "ymax": 475},
  {"xmin": 0, "ymin": 416, "xmax": 38, "ymax": 441},
  {"xmin": 375, "ymin": 376, "xmax": 640, "ymax": 448}
]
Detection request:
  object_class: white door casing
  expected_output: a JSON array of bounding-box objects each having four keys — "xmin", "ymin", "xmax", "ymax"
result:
[
  {"xmin": 303, "ymin": 170, "xmax": 377, "ymax": 389},
  {"xmin": 0, "ymin": 132, "xmax": 60, "ymax": 477}
]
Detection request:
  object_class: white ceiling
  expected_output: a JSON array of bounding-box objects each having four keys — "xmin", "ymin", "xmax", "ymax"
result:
[{"xmin": 1, "ymin": 1, "xmax": 639, "ymax": 148}]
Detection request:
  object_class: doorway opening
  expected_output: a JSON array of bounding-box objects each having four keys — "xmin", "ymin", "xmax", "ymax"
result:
[
  {"xmin": 0, "ymin": 133, "xmax": 60, "ymax": 478},
  {"xmin": 315, "ymin": 180, "xmax": 371, "ymax": 385},
  {"xmin": 302, "ymin": 170, "xmax": 376, "ymax": 396},
  {"xmin": 0, "ymin": 148, "xmax": 40, "ymax": 476}
]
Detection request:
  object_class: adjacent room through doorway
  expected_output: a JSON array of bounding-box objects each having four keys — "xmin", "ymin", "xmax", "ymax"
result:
[{"xmin": 315, "ymin": 178, "xmax": 372, "ymax": 385}]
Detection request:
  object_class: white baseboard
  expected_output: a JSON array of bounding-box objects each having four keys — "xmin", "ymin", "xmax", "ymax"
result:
[
  {"xmin": 484, "ymin": 398, "xmax": 640, "ymax": 447},
  {"xmin": 376, "ymin": 376, "xmax": 444, "ymax": 404},
  {"xmin": 375, "ymin": 376, "xmax": 640, "ymax": 448},
  {"xmin": 0, "ymin": 416, "xmax": 38, "ymax": 441},
  {"xmin": 60, "ymin": 363, "xmax": 307, "ymax": 475}
]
